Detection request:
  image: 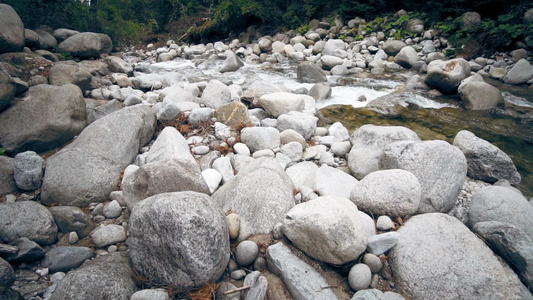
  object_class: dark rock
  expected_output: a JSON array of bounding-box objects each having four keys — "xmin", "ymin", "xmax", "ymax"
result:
[
  {"xmin": 48, "ymin": 206, "xmax": 95, "ymax": 238},
  {"xmin": 1, "ymin": 238, "xmax": 45, "ymax": 262},
  {"xmin": 41, "ymin": 246, "xmax": 93, "ymax": 272},
  {"xmin": 0, "ymin": 201, "xmax": 57, "ymax": 245}
]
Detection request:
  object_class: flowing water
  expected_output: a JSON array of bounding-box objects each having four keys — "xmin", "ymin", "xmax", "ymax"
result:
[{"xmin": 137, "ymin": 57, "xmax": 533, "ymax": 197}]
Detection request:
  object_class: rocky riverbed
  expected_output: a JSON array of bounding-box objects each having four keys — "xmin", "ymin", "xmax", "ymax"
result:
[{"xmin": 1, "ymin": 3, "xmax": 533, "ymax": 300}]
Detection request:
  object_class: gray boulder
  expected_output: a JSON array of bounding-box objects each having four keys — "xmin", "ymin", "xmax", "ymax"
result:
[
  {"xmin": 35, "ymin": 29, "xmax": 57, "ymax": 50},
  {"xmin": 308, "ymin": 82, "xmax": 331, "ymax": 101},
  {"xmin": 474, "ymin": 221, "xmax": 533, "ymax": 288},
  {"xmin": 49, "ymin": 61, "xmax": 93, "ymax": 92},
  {"xmin": 145, "ymin": 126, "xmax": 195, "ymax": 165},
  {"xmin": 394, "ymin": 46, "xmax": 419, "ymax": 69},
  {"xmin": 297, "ymin": 62, "xmax": 327, "ymax": 83},
  {"xmin": 212, "ymin": 158, "xmax": 295, "ymax": 241},
  {"xmin": 0, "ymin": 201, "xmax": 57, "ymax": 245},
  {"xmin": 503, "ymin": 59, "xmax": 533, "ymax": 85},
  {"xmin": 41, "ymin": 105, "xmax": 155, "ymax": 207},
  {"xmin": 258, "ymin": 92, "xmax": 306, "ymax": 117},
  {"xmin": 242, "ymin": 80, "xmax": 283, "ymax": 103},
  {"xmin": 0, "ymin": 4, "xmax": 25, "ymax": 54},
  {"xmin": 25, "ymin": 29, "xmax": 41, "ymax": 49},
  {"xmin": 104, "ymin": 56, "xmax": 133, "ymax": 75},
  {"xmin": 266, "ymin": 242, "xmax": 339, "ymax": 300},
  {"xmin": 405, "ymin": 18, "xmax": 425, "ymax": 34},
  {"xmin": 379, "ymin": 140, "xmax": 467, "ymax": 214},
  {"xmin": 0, "ymin": 69, "xmax": 16, "ymax": 112},
  {"xmin": 220, "ymin": 53, "xmax": 244, "ymax": 73},
  {"xmin": 2, "ymin": 237, "xmax": 45, "ymax": 262},
  {"xmin": 277, "ymin": 111, "xmax": 318, "ymax": 140},
  {"xmin": 389, "ymin": 213, "xmax": 531, "ymax": 300},
  {"xmin": 282, "ymin": 196, "xmax": 369, "ymax": 265},
  {"xmin": 0, "ymin": 156, "xmax": 17, "ymax": 196},
  {"xmin": 425, "ymin": 59, "xmax": 471, "ymax": 94},
  {"xmin": 240, "ymin": 127, "xmax": 280, "ymax": 153},
  {"xmin": 382, "ymin": 40, "xmax": 407, "ymax": 56},
  {"xmin": 48, "ymin": 206, "xmax": 95, "ymax": 238},
  {"xmin": 313, "ymin": 165, "xmax": 358, "ymax": 199},
  {"xmin": 129, "ymin": 191, "xmax": 229, "ymax": 288},
  {"xmin": 41, "ymin": 246, "xmax": 93, "ymax": 272},
  {"xmin": 350, "ymin": 169, "xmax": 421, "ymax": 217},
  {"xmin": 200, "ymin": 79, "xmax": 231, "ymax": 109},
  {"xmin": 0, "ymin": 84, "xmax": 87, "ymax": 154},
  {"xmin": 13, "ymin": 151, "xmax": 45, "ymax": 191},
  {"xmin": 469, "ymin": 186, "xmax": 533, "ymax": 241},
  {"xmin": 52, "ymin": 28, "xmax": 80, "ymax": 43},
  {"xmin": 50, "ymin": 252, "xmax": 136, "ymax": 300},
  {"xmin": 459, "ymin": 81, "xmax": 503, "ymax": 110},
  {"xmin": 121, "ymin": 159, "xmax": 209, "ymax": 210},
  {"xmin": 91, "ymin": 224, "xmax": 126, "ymax": 248},
  {"xmin": 348, "ymin": 124, "xmax": 420, "ymax": 179},
  {"xmin": 0, "ymin": 257, "xmax": 14, "ymax": 289},
  {"xmin": 453, "ymin": 130, "xmax": 521, "ymax": 184},
  {"xmin": 57, "ymin": 32, "xmax": 112, "ymax": 58}
]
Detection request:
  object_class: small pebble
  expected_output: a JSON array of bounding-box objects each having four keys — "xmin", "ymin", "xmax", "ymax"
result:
[
  {"xmin": 348, "ymin": 263, "xmax": 371, "ymax": 291},
  {"xmin": 233, "ymin": 143, "xmax": 250, "ymax": 156},
  {"xmin": 230, "ymin": 269, "xmax": 246, "ymax": 280},
  {"xmin": 36, "ymin": 268, "xmax": 49, "ymax": 277},
  {"xmin": 235, "ymin": 241, "xmax": 259, "ymax": 266},
  {"xmin": 376, "ymin": 216, "xmax": 394, "ymax": 231},
  {"xmin": 4, "ymin": 194, "xmax": 16, "ymax": 203},
  {"xmin": 253, "ymin": 257, "xmax": 267, "ymax": 270},
  {"xmin": 68, "ymin": 232, "xmax": 79, "ymax": 244},
  {"xmin": 50, "ymin": 272, "xmax": 66, "ymax": 283},
  {"xmin": 103, "ymin": 200, "xmax": 122, "ymax": 219},
  {"xmin": 226, "ymin": 213, "xmax": 240, "ymax": 239},
  {"xmin": 108, "ymin": 245, "xmax": 118, "ymax": 253},
  {"xmin": 228, "ymin": 259, "xmax": 239, "ymax": 272},
  {"xmin": 92, "ymin": 203, "xmax": 104, "ymax": 216},
  {"xmin": 363, "ymin": 253, "xmax": 383, "ymax": 273},
  {"xmin": 192, "ymin": 145, "xmax": 210, "ymax": 155}
]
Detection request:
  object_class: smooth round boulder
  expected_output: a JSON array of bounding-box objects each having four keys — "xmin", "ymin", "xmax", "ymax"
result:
[
  {"xmin": 0, "ymin": 257, "xmax": 14, "ymax": 289},
  {"xmin": 363, "ymin": 253, "xmax": 382, "ymax": 273},
  {"xmin": 235, "ymin": 241, "xmax": 259, "ymax": 266},
  {"xmin": 128, "ymin": 191, "xmax": 230, "ymax": 288},
  {"xmin": 348, "ymin": 263, "xmax": 371, "ymax": 291},
  {"xmin": 57, "ymin": 32, "xmax": 112, "ymax": 57},
  {"xmin": 0, "ymin": 4, "xmax": 25, "ymax": 53},
  {"xmin": 382, "ymin": 40, "xmax": 406, "ymax": 56}
]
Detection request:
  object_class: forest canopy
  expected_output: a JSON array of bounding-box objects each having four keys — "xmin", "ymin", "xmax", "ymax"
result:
[{"xmin": 0, "ymin": 0, "xmax": 530, "ymax": 47}]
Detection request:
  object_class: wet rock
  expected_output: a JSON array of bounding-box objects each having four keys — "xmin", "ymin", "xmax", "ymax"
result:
[
  {"xmin": 0, "ymin": 201, "xmax": 57, "ymax": 245},
  {"xmin": 212, "ymin": 158, "xmax": 295, "ymax": 241},
  {"xmin": 297, "ymin": 62, "xmax": 327, "ymax": 83},
  {"xmin": 453, "ymin": 130, "xmax": 521, "ymax": 184},
  {"xmin": 266, "ymin": 242, "xmax": 339, "ymax": 300},
  {"xmin": 41, "ymin": 105, "xmax": 155, "ymax": 207},
  {"xmin": 0, "ymin": 84, "xmax": 86, "ymax": 155},
  {"xmin": 389, "ymin": 213, "xmax": 530, "ymax": 300},
  {"xmin": 50, "ymin": 252, "xmax": 136, "ymax": 300},
  {"xmin": 48, "ymin": 206, "xmax": 95, "ymax": 238},
  {"xmin": 350, "ymin": 169, "xmax": 421, "ymax": 217},
  {"xmin": 220, "ymin": 53, "xmax": 244, "ymax": 73},
  {"xmin": 348, "ymin": 124, "xmax": 420, "ymax": 179},
  {"xmin": 394, "ymin": 46, "xmax": 419, "ymax": 69},
  {"xmin": 129, "ymin": 191, "xmax": 229, "ymax": 288},
  {"xmin": 379, "ymin": 140, "xmax": 467, "ymax": 214},
  {"xmin": 57, "ymin": 32, "xmax": 112, "ymax": 58},
  {"xmin": 282, "ymin": 196, "xmax": 369, "ymax": 265},
  {"xmin": 308, "ymin": 82, "xmax": 332, "ymax": 101},
  {"xmin": 41, "ymin": 246, "xmax": 93, "ymax": 272},
  {"xmin": 0, "ymin": 4, "xmax": 25, "ymax": 54},
  {"xmin": 425, "ymin": 58, "xmax": 471, "ymax": 94},
  {"xmin": 459, "ymin": 81, "xmax": 503, "ymax": 110}
]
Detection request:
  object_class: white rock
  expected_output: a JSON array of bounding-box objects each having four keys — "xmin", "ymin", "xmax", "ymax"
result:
[
  {"xmin": 226, "ymin": 213, "xmax": 240, "ymax": 239},
  {"xmin": 348, "ymin": 263, "xmax": 371, "ymax": 291},
  {"xmin": 376, "ymin": 216, "xmax": 394, "ymax": 231},
  {"xmin": 201, "ymin": 168, "xmax": 222, "ymax": 194}
]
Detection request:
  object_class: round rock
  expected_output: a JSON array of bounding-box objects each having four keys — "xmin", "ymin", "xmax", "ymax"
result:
[
  {"xmin": 363, "ymin": 253, "xmax": 382, "ymax": 273},
  {"xmin": 226, "ymin": 213, "xmax": 240, "ymax": 240},
  {"xmin": 348, "ymin": 263, "xmax": 371, "ymax": 291},
  {"xmin": 103, "ymin": 200, "xmax": 122, "ymax": 219},
  {"xmin": 235, "ymin": 240, "xmax": 259, "ymax": 266}
]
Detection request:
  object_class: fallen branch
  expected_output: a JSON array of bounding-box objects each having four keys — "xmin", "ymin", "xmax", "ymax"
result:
[
  {"xmin": 0, "ymin": 243, "xmax": 18, "ymax": 254},
  {"xmin": 224, "ymin": 285, "xmax": 250, "ymax": 295}
]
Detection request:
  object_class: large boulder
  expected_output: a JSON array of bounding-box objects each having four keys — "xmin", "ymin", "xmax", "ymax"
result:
[
  {"xmin": 350, "ymin": 169, "xmax": 421, "ymax": 217},
  {"xmin": 200, "ymin": 79, "xmax": 231, "ymax": 109},
  {"xmin": 242, "ymin": 80, "xmax": 283, "ymax": 103},
  {"xmin": 0, "ymin": 69, "xmax": 16, "ymax": 112},
  {"xmin": 0, "ymin": 201, "xmax": 57, "ymax": 245},
  {"xmin": 348, "ymin": 125, "xmax": 420, "ymax": 179},
  {"xmin": 49, "ymin": 61, "xmax": 93, "ymax": 92},
  {"xmin": 459, "ymin": 81, "xmax": 503, "ymax": 110},
  {"xmin": 503, "ymin": 59, "xmax": 533, "ymax": 85},
  {"xmin": 322, "ymin": 39, "xmax": 346, "ymax": 56},
  {"xmin": 394, "ymin": 46, "xmax": 419, "ymax": 69},
  {"xmin": 57, "ymin": 32, "xmax": 112, "ymax": 58},
  {"xmin": 0, "ymin": 84, "xmax": 86, "ymax": 155},
  {"xmin": 258, "ymin": 92, "xmax": 306, "ymax": 117},
  {"xmin": 104, "ymin": 56, "xmax": 133, "ymax": 75},
  {"xmin": 453, "ymin": 130, "xmax": 521, "ymax": 184},
  {"xmin": 297, "ymin": 62, "xmax": 327, "ymax": 83},
  {"xmin": 0, "ymin": 4, "xmax": 25, "ymax": 54},
  {"xmin": 389, "ymin": 213, "xmax": 531, "ymax": 299},
  {"xmin": 469, "ymin": 186, "xmax": 533, "ymax": 241},
  {"xmin": 313, "ymin": 165, "xmax": 358, "ymax": 199},
  {"xmin": 129, "ymin": 191, "xmax": 229, "ymax": 288},
  {"xmin": 425, "ymin": 59, "xmax": 471, "ymax": 94},
  {"xmin": 121, "ymin": 159, "xmax": 210, "ymax": 210},
  {"xmin": 212, "ymin": 158, "xmax": 295, "ymax": 241},
  {"xmin": 382, "ymin": 40, "xmax": 406, "ymax": 56},
  {"xmin": 277, "ymin": 111, "xmax": 318, "ymax": 140},
  {"xmin": 282, "ymin": 196, "xmax": 369, "ymax": 265},
  {"xmin": 25, "ymin": 29, "xmax": 41, "ymax": 50},
  {"xmin": 41, "ymin": 105, "xmax": 155, "ymax": 207},
  {"xmin": 52, "ymin": 28, "xmax": 80, "ymax": 43},
  {"xmin": 50, "ymin": 252, "xmax": 136, "ymax": 300},
  {"xmin": 379, "ymin": 140, "xmax": 467, "ymax": 214},
  {"xmin": 35, "ymin": 29, "xmax": 58, "ymax": 50}
]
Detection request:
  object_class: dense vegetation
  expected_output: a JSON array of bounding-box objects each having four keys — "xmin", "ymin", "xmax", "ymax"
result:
[{"xmin": 0, "ymin": 0, "xmax": 531, "ymax": 51}]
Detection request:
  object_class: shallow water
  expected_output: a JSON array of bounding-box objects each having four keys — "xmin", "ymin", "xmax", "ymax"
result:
[{"xmin": 144, "ymin": 56, "xmax": 533, "ymax": 197}]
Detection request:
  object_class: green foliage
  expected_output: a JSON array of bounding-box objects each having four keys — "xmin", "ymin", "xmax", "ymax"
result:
[
  {"xmin": 57, "ymin": 52, "xmax": 74, "ymax": 61},
  {"xmin": 296, "ymin": 24, "xmax": 311, "ymax": 35},
  {"xmin": 0, "ymin": 148, "xmax": 5, "ymax": 156}
]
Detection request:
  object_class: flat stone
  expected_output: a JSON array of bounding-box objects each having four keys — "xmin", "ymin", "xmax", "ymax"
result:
[
  {"xmin": 90, "ymin": 225, "xmax": 126, "ymax": 248},
  {"xmin": 366, "ymin": 232, "xmax": 399, "ymax": 255}
]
